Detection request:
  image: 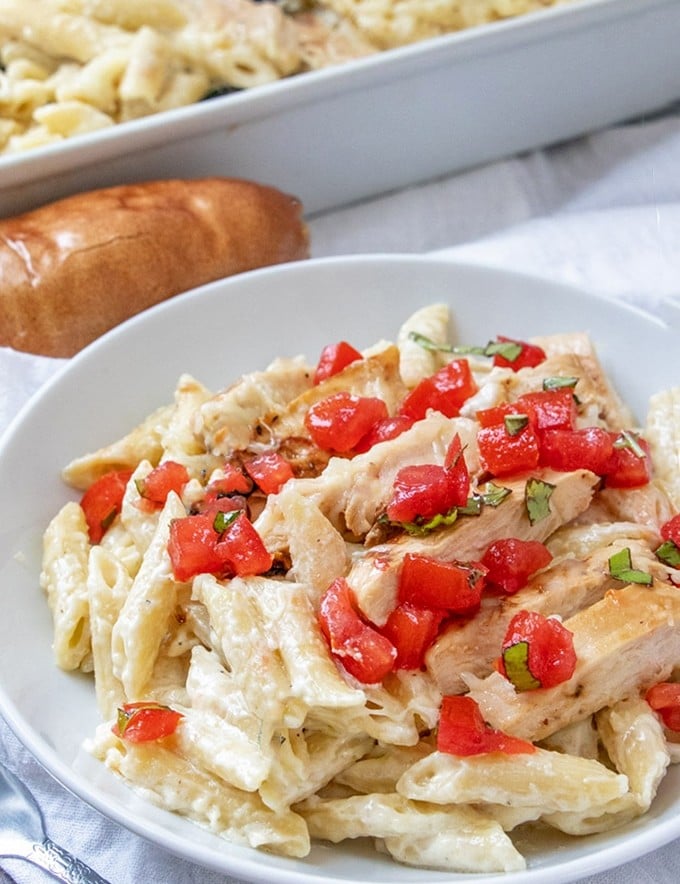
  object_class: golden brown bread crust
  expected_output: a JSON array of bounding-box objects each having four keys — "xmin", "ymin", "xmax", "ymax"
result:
[{"xmin": 0, "ymin": 177, "xmax": 309, "ymax": 357}]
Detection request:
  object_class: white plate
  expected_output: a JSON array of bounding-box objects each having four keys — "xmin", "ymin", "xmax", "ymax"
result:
[
  {"xmin": 1, "ymin": 254, "xmax": 679, "ymax": 884},
  {"xmin": 1, "ymin": 0, "xmax": 679, "ymax": 217}
]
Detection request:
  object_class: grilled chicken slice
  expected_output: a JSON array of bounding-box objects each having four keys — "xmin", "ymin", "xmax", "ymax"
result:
[
  {"xmin": 255, "ymin": 411, "xmax": 479, "ymax": 542},
  {"xmin": 573, "ymin": 482, "xmax": 676, "ymax": 535},
  {"xmin": 462, "ymin": 337, "xmax": 634, "ymax": 433},
  {"xmin": 531, "ymin": 331, "xmax": 634, "ymax": 430},
  {"xmin": 465, "ymin": 581, "xmax": 680, "ymax": 742},
  {"xmin": 196, "ymin": 356, "xmax": 313, "ymax": 456},
  {"xmin": 349, "ymin": 467, "xmax": 600, "ymax": 625},
  {"xmin": 259, "ymin": 344, "xmax": 407, "ymax": 445},
  {"xmin": 426, "ymin": 534, "xmax": 669, "ymax": 694}
]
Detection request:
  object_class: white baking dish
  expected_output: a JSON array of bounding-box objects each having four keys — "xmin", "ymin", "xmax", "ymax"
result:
[{"xmin": 0, "ymin": 0, "xmax": 678, "ymax": 218}]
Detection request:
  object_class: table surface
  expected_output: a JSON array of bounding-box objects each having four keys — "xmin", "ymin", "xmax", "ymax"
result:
[{"xmin": 2, "ymin": 99, "xmax": 680, "ymax": 884}]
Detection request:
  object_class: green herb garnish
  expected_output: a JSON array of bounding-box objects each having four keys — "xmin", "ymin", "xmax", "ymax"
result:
[
  {"xmin": 502, "ymin": 642, "xmax": 541, "ymax": 691},
  {"xmin": 213, "ymin": 509, "xmax": 242, "ymax": 534},
  {"xmin": 655, "ymin": 540, "xmax": 680, "ymax": 568},
  {"xmin": 525, "ymin": 477, "xmax": 555, "ymax": 525},
  {"xmin": 542, "ymin": 376, "xmax": 579, "ymax": 391},
  {"xmin": 407, "ymin": 331, "xmax": 486, "ymax": 356},
  {"xmin": 408, "ymin": 332, "xmax": 523, "ymax": 362},
  {"xmin": 456, "ymin": 497, "xmax": 483, "ymax": 517},
  {"xmin": 504, "ymin": 413, "xmax": 529, "ymax": 436},
  {"xmin": 399, "ymin": 508, "xmax": 460, "ymax": 536},
  {"xmin": 608, "ymin": 547, "xmax": 653, "ymax": 585},
  {"xmin": 484, "ymin": 340, "xmax": 523, "ymax": 362},
  {"xmin": 613, "ymin": 430, "xmax": 646, "ymax": 458},
  {"xmin": 478, "ymin": 482, "xmax": 512, "ymax": 507}
]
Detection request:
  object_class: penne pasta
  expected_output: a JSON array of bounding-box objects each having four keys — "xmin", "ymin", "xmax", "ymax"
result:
[{"xmin": 42, "ymin": 303, "xmax": 680, "ymax": 872}]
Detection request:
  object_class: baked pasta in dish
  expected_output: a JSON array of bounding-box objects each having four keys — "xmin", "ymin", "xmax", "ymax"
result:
[{"xmin": 0, "ymin": 0, "xmax": 574, "ymax": 153}]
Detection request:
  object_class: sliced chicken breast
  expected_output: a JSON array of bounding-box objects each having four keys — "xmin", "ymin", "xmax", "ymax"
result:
[
  {"xmin": 349, "ymin": 468, "xmax": 600, "ymax": 625},
  {"xmin": 466, "ymin": 581, "xmax": 680, "ymax": 741},
  {"xmin": 427, "ymin": 535, "xmax": 668, "ymax": 694}
]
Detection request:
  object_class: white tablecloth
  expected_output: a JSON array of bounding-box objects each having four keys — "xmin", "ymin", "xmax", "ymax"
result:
[{"xmin": 2, "ymin": 103, "xmax": 680, "ymax": 884}]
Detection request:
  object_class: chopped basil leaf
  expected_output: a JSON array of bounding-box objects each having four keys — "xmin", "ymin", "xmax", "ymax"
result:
[
  {"xmin": 613, "ymin": 429, "xmax": 646, "ymax": 458},
  {"xmin": 504, "ymin": 413, "xmax": 529, "ymax": 436},
  {"xmin": 116, "ymin": 707, "xmax": 132, "ymax": 735},
  {"xmin": 542, "ymin": 376, "xmax": 579, "ymax": 391},
  {"xmin": 608, "ymin": 547, "xmax": 631, "ymax": 574},
  {"xmin": 383, "ymin": 481, "xmax": 511, "ymax": 536},
  {"xmin": 656, "ymin": 539, "xmax": 680, "ymax": 568},
  {"xmin": 408, "ymin": 331, "xmax": 530, "ymax": 363},
  {"xmin": 525, "ymin": 477, "xmax": 555, "ymax": 525},
  {"xmin": 479, "ymin": 482, "xmax": 512, "ymax": 507},
  {"xmin": 612, "ymin": 568, "xmax": 653, "ymax": 585},
  {"xmin": 608, "ymin": 547, "xmax": 653, "ymax": 585},
  {"xmin": 400, "ymin": 508, "xmax": 460, "ymax": 536},
  {"xmin": 213, "ymin": 509, "xmax": 242, "ymax": 533},
  {"xmin": 407, "ymin": 331, "xmax": 486, "ymax": 356},
  {"xmin": 502, "ymin": 642, "xmax": 541, "ymax": 691},
  {"xmin": 485, "ymin": 340, "xmax": 523, "ymax": 362},
  {"xmin": 456, "ymin": 497, "xmax": 483, "ymax": 516}
]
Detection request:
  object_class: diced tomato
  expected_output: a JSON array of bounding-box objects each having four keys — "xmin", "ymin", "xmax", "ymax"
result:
[
  {"xmin": 244, "ymin": 451, "xmax": 294, "ymax": 495},
  {"xmin": 318, "ymin": 578, "xmax": 397, "ymax": 683},
  {"xmin": 379, "ymin": 602, "xmax": 445, "ymax": 669},
  {"xmin": 386, "ymin": 433, "xmax": 470, "ymax": 524},
  {"xmin": 354, "ymin": 414, "xmax": 415, "ymax": 453},
  {"xmin": 498, "ymin": 610, "xmax": 577, "ymax": 691},
  {"xmin": 399, "ymin": 359, "xmax": 478, "ymax": 421},
  {"xmin": 136, "ymin": 461, "xmax": 190, "ymax": 507},
  {"xmin": 645, "ymin": 682, "xmax": 680, "ymax": 731},
  {"xmin": 206, "ymin": 463, "xmax": 253, "ymax": 497},
  {"xmin": 476, "ymin": 402, "xmax": 523, "ymax": 429},
  {"xmin": 476, "ymin": 391, "xmax": 574, "ymax": 435},
  {"xmin": 167, "ymin": 510, "xmax": 271, "ymax": 582},
  {"xmin": 604, "ymin": 433, "xmax": 652, "ymax": 488},
  {"xmin": 539, "ymin": 427, "xmax": 614, "ymax": 474},
  {"xmin": 492, "ymin": 335, "xmax": 546, "ymax": 371},
  {"xmin": 481, "ymin": 538, "xmax": 553, "ymax": 595},
  {"xmin": 80, "ymin": 469, "xmax": 133, "ymax": 544},
  {"xmin": 386, "ymin": 461, "xmax": 469, "ymax": 524},
  {"xmin": 217, "ymin": 511, "xmax": 273, "ymax": 577},
  {"xmin": 437, "ymin": 695, "xmax": 535, "ymax": 756},
  {"xmin": 399, "ymin": 552, "xmax": 485, "ymax": 614},
  {"xmin": 314, "ymin": 341, "xmax": 363, "ymax": 384},
  {"xmin": 113, "ymin": 701, "xmax": 183, "ymax": 743},
  {"xmin": 518, "ymin": 389, "xmax": 576, "ymax": 432},
  {"xmin": 661, "ymin": 514, "xmax": 680, "ymax": 546},
  {"xmin": 304, "ymin": 392, "xmax": 389, "ymax": 453},
  {"xmin": 196, "ymin": 465, "xmax": 251, "ymax": 518},
  {"xmin": 167, "ymin": 513, "xmax": 227, "ymax": 582},
  {"xmin": 196, "ymin": 494, "xmax": 247, "ymax": 521},
  {"xmin": 477, "ymin": 422, "xmax": 540, "ymax": 477},
  {"xmin": 444, "ymin": 431, "xmax": 466, "ymax": 471}
]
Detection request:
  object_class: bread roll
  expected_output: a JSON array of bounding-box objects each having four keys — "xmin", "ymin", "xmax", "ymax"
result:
[{"xmin": 0, "ymin": 177, "xmax": 309, "ymax": 357}]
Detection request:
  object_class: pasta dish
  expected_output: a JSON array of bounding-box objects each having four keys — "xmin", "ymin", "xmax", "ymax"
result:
[
  {"xmin": 41, "ymin": 302, "xmax": 680, "ymax": 872},
  {"xmin": 0, "ymin": 0, "xmax": 574, "ymax": 154}
]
